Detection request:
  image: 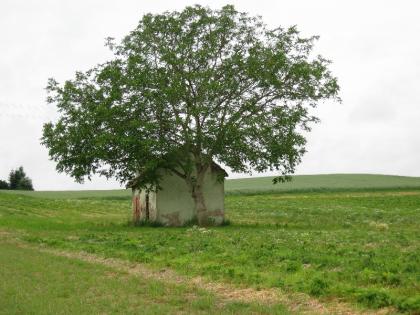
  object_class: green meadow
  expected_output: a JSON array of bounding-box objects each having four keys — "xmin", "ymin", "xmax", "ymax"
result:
[
  {"xmin": 0, "ymin": 243, "xmax": 286, "ymax": 315},
  {"xmin": 4, "ymin": 173, "xmax": 420, "ymax": 199},
  {"xmin": 1, "ymin": 174, "xmax": 420, "ymax": 314}
]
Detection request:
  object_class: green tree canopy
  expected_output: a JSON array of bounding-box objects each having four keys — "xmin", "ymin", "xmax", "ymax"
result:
[
  {"xmin": 0, "ymin": 179, "xmax": 9, "ymax": 190},
  {"xmin": 8, "ymin": 166, "xmax": 34, "ymax": 191},
  {"xmin": 42, "ymin": 5, "xmax": 339, "ymax": 224}
]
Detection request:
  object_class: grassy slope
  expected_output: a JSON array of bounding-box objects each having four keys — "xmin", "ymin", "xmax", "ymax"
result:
[
  {"xmin": 3, "ymin": 174, "xmax": 420, "ymax": 199},
  {"xmin": 0, "ymin": 188, "xmax": 130, "ymax": 199},
  {"xmin": 0, "ymin": 243, "xmax": 286, "ymax": 315},
  {"xmin": 1, "ymin": 185, "xmax": 419, "ymax": 312},
  {"xmin": 226, "ymin": 174, "xmax": 420, "ymax": 194}
]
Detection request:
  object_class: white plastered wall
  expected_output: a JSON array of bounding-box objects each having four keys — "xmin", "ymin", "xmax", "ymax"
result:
[{"xmin": 156, "ymin": 168, "xmax": 225, "ymax": 225}]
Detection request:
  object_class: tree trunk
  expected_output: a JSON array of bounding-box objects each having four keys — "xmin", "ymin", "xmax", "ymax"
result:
[
  {"xmin": 132, "ymin": 188, "xmax": 141, "ymax": 223},
  {"xmin": 190, "ymin": 167, "xmax": 208, "ymax": 226},
  {"xmin": 192, "ymin": 185, "xmax": 208, "ymax": 225},
  {"xmin": 145, "ymin": 192, "xmax": 150, "ymax": 221}
]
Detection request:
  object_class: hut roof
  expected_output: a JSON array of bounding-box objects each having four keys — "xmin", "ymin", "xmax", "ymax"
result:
[{"xmin": 126, "ymin": 161, "xmax": 227, "ymax": 189}]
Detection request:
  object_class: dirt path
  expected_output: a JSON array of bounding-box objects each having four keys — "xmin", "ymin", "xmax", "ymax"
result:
[
  {"xmin": 26, "ymin": 247, "xmax": 371, "ymax": 314},
  {"xmin": 0, "ymin": 231, "xmax": 392, "ymax": 315}
]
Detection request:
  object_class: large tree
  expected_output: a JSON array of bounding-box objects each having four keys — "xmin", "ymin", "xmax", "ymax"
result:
[{"xmin": 42, "ymin": 5, "xmax": 339, "ymax": 225}]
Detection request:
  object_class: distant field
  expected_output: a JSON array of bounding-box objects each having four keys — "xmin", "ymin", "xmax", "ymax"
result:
[
  {"xmin": 3, "ymin": 174, "xmax": 420, "ymax": 199},
  {"xmin": 0, "ymin": 188, "xmax": 130, "ymax": 199},
  {"xmin": 226, "ymin": 173, "xmax": 420, "ymax": 194}
]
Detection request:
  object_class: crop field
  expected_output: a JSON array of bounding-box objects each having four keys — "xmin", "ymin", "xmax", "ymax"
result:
[{"xmin": 1, "ymin": 174, "xmax": 419, "ymax": 314}]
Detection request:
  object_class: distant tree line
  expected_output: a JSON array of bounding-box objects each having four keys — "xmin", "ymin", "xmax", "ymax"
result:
[{"xmin": 0, "ymin": 166, "xmax": 34, "ymax": 190}]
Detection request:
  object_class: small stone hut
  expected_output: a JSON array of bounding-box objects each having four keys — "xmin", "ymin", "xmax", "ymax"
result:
[{"xmin": 131, "ymin": 163, "xmax": 227, "ymax": 226}]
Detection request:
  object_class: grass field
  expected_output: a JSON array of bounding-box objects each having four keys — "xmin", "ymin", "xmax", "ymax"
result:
[
  {"xmin": 1, "ymin": 174, "xmax": 420, "ymax": 314},
  {"xmin": 0, "ymin": 243, "xmax": 286, "ymax": 315},
  {"xmin": 3, "ymin": 173, "xmax": 420, "ymax": 199},
  {"xmin": 226, "ymin": 174, "xmax": 420, "ymax": 194}
]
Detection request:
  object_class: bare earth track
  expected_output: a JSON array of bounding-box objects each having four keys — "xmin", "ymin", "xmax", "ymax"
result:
[{"xmin": 1, "ymin": 230, "xmax": 394, "ymax": 315}]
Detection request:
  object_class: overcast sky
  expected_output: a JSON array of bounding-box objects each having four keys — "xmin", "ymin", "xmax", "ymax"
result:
[{"xmin": 1, "ymin": 0, "xmax": 419, "ymax": 190}]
